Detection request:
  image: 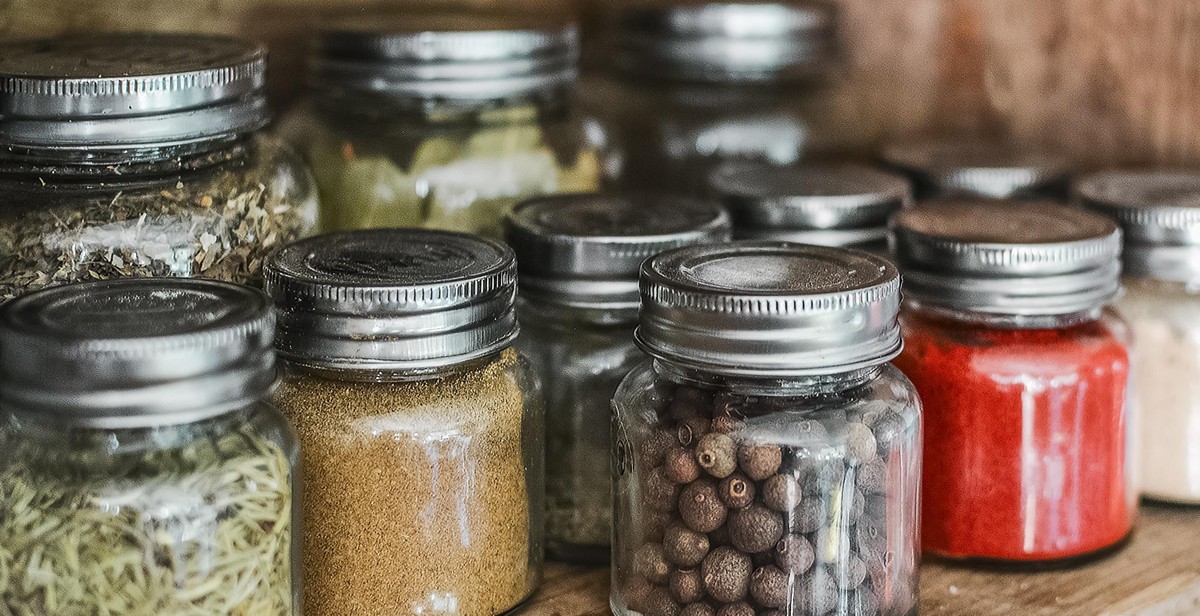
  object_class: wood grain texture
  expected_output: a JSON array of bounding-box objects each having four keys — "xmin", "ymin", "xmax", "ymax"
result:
[{"xmin": 526, "ymin": 505, "xmax": 1200, "ymax": 615}]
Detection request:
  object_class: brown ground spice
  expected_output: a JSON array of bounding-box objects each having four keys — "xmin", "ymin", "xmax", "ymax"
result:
[{"xmin": 273, "ymin": 348, "xmax": 533, "ymax": 615}]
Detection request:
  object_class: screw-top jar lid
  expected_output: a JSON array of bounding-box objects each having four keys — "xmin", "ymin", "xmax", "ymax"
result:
[
  {"xmin": 1078, "ymin": 170, "xmax": 1200, "ymax": 282},
  {"xmin": 635, "ymin": 242, "xmax": 901, "ymax": 376},
  {"xmin": 890, "ymin": 201, "xmax": 1122, "ymax": 315},
  {"xmin": 707, "ymin": 161, "xmax": 911, "ymax": 245},
  {"xmin": 265, "ymin": 229, "xmax": 518, "ymax": 372},
  {"xmin": 0, "ymin": 279, "xmax": 275, "ymax": 429},
  {"xmin": 312, "ymin": 12, "xmax": 578, "ymax": 102},
  {"xmin": 613, "ymin": 2, "xmax": 838, "ymax": 83},
  {"xmin": 505, "ymin": 193, "xmax": 732, "ymax": 309},
  {"xmin": 880, "ymin": 139, "xmax": 1071, "ymax": 199},
  {"xmin": 0, "ymin": 33, "xmax": 267, "ymax": 149}
]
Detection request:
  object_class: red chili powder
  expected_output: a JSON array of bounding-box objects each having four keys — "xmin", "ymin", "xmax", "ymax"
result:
[{"xmin": 894, "ymin": 310, "xmax": 1133, "ymax": 563}]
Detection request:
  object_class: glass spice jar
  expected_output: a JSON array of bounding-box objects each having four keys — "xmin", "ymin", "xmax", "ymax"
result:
[
  {"xmin": 0, "ymin": 278, "xmax": 298, "ymax": 615},
  {"xmin": 706, "ymin": 161, "xmax": 911, "ymax": 255},
  {"xmin": 612, "ymin": 243, "xmax": 922, "ymax": 616},
  {"xmin": 891, "ymin": 201, "xmax": 1134, "ymax": 565},
  {"xmin": 585, "ymin": 2, "xmax": 840, "ymax": 196},
  {"xmin": 280, "ymin": 13, "xmax": 601, "ymax": 239},
  {"xmin": 879, "ymin": 139, "xmax": 1071, "ymax": 201},
  {"xmin": 505, "ymin": 193, "xmax": 731, "ymax": 563},
  {"xmin": 0, "ymin": 34, "xmax": 317, "ymax": 300},
  {"xmin": 1080, "ymin": 171, "xmax": 1200, "ymax": 505},
  {"xmin": 266, "ymin": 229, "xmax": 544, "ymax": 616}
]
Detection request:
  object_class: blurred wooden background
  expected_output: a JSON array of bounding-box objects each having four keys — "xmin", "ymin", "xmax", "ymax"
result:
[{"xmin": 3, "ymin": 0, "xmax": 1198, "ymax": 168}]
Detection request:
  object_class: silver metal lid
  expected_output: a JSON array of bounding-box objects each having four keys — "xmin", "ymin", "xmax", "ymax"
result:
[
  {"xmin": 890, "ymin": 201, "xmax": 1122, "ymax": 315},
  {"xmin": 312, "ymin": 13, "xmax": 578, "ymax": 102},
  {"xmin": 0, "ymin": 33, "xmax": 267, "ymax": 148},
  {"xmin": 265, "ymin": 229, "xmax": 518, "ymax": 372},
  {"xmin": 1078, "ymin": 170, "xmax": 1200, "ymax": 282},
  {"xmin": 707, "ymin": 162, "xmax": 911, "ymax": 246},
  {"xmin": 881, "ymin": 139, "xmax": 1071, "ymax": 199},
  {"xmin": 0, "ymin": 279, "xmax": 275, "ymax": 429},
  {"xmin": 506, "ymin": 193, "xmax": 732, "ymax": 309},
  {"xmin": 613, "ymin": 2, "xmax": 838, "ymax": 83},
  {"xmin": 635, "ymin": 242, "xmax": 901, "ymax": 377}
]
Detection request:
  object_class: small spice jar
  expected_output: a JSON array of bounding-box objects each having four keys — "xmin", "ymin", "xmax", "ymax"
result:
[
  {"xmin": 879, "ymin": 139, "xmax": 1071, "ymax": 200},
  {"xmin": 707, "ymin": 161, "xmax": 911, "ymax": 254},
  {"xmin": 0, "ymin": 278, "xmax": 298, "ymax": 615},
  {"xmin": 1079, "ymin": 171, "xmax": 1200, "ymax": 504},
  {"xmin": 587, "ymin": 2, "xmax": 839, "ymax": 195},
  {"xmin": 612, "ymin": 243, "xmax": 922, "ymax": 616},
  {"xmin": 0, "ymin": 34, "xmax": 317, "ymax": 300},
  {"xmin": 267, "ymin": 229, "xmax": 543, "ymax": 616},
  {"xmin": 282, "ymin": 13, "xmax": 601, "ymax": 238},
  {"xmin": 891, "ymin": 201, "xmax": 1134, "ymax": 565},
  {"xmin": 506, "ymin": 193, "xmax": 731, "ymax": 563}
]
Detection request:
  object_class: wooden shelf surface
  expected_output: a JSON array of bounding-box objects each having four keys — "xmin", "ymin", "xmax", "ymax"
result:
[{"xmin": 523, "ymin": 505, "xmax": 1200, "ymax": 615}]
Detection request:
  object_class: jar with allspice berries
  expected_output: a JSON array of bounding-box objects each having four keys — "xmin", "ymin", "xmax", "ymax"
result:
[{"xmin": 612, "ymin": 243, "xmax": 922, "ymax": 616}]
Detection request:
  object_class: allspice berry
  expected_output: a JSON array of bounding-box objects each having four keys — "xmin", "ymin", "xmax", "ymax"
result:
[
  {"xmin": 644, "ymin": 587, "xmax": 682, "ymax": 616},
  {"xmin": 792, "ymin": 497, "xmax": 826, "ymax": 534},
  {"xmin": 749, "ymin": 565, "xmax": 790, "ymax": 608},
  {"xmin": 680, "ymin": 479, "xmax": 728, "ymax": 533},
  {"xmin": 669, "ymin": 387, "xmax": 709, "ymax": 421},
  {"xmin": 857, "ymin": 458, "xmax": 888, "ymax": 494},
  {"xmin": 710, "ymin": 415, "xmax": 744, "ymax": 434},
  {"xmin": 677, "ymin": 418, "xmax": 712, "ymax": 447},
  {"xmin": 839, "ymin": 554, "xmax": 867, "ymax": 589},
  {"xmin": 696, "ymin": 433, "xmax": 737, "ymax": 478},
  {"xmin": 664, "ymin": 523, "xmax": 711, "ymax": 567},
  {"xmin": 634, "ymin": 542, "xmax": 673, "ymax": 584},
  {"xmin": 643, "ymin": 466, "xmax": 681, "ymax": 511},
  {"xmin": 645, "ymin": 508, "xmax": 674, "ymax": 542},
  {"xmin": 793, "ymin": 570, "xmax": 838, "ymax": 615},
  {"xmin": 737, "ymin": 443, "xmax": 782, "ymax": 480},
  {"xmin": 642, "ymin": 428, "xmax": 677, "ymax": 467},
  {"xmin": 846, "ymin": 421, "xmax": 878, "ymax": 464},
  {"xmin": 729, "ymin": 503, "xmax": 785, "ymax": 553},
  {"xmin": 718, "ymin": 472, "xmax": 756, "ymax": 509},
  {"xmin": 847, "ymin": 587, "xmax": 880, "ymax": 616},
  {"xmin": 715, "ymin": 601, "xmax": 755, "ymax": 616},
  {"xmin": 665, "ymin": 446, "xmax": 702, "ymax": 484},
  {"xmin": 681, "ymin": 603, "xmax": 716, "ymax": 616},
  {"xmin": 775, "ymin": 534, "xmax": 815, "ymax": 574},
  {"xmin": 700, "ymin": 546, "xmax": 752, "ymax": 603},
  {"xmin": 868, "ymin": 410, "xmax": 907, "ymax": 457},
  {"xmin": 762, "ymin": 473, "xmax": 801, "ymax": 512},
  {"xmin": 626, "ymin": 576, "xmax": 654, "ymax": 612},
  {"xmin": 669, "ymin": 568, "xmax": 705, "ymax": 604}
]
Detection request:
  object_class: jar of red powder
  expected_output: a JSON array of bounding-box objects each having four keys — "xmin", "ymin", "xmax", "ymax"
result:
[{"xmin": 891, "ymin": 201, "xmax": 1134, "ymax": 565}]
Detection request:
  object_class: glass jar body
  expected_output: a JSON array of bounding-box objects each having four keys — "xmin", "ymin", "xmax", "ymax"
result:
[
  {"xmin": 518, "ymin": 299, "xmax": 643, "ymax": 563},
  {"xmin": 0, "ymin": 402, "xmax": 300, "ymax": 615},
  {"xmin": 1118, "ymin": 277, "xmax": 1200, "ymax": 504},
  {"xmin": 610, "ymin": 361, "xmax": 922, "ymax": 616},
  {"xmin": 271, "ymin": 348, "xmax": 545, "ymax": 616},
  {"xmin": 895, "ymin": 304, "xmax": 1135, "ymax": 564},
  {"xmin": 0, "ymin": 135, "xmax": 318, "ymax": 299},
  {"xmin": 281, "ymin": 95, "xmax": 602, "ymax": 239}
]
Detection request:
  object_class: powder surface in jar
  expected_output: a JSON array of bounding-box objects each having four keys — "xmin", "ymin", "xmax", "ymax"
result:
[
  {"xmin": 273, "ymin": 348, "xmax": 534, "ymax": 615},
  {"xmin": 896, "ymin": 311, "xmax": 1133, "ymax": 562}
]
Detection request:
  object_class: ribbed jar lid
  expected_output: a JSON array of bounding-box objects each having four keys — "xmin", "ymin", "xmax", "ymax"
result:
[
  {"xmin": 1078, "ymin": 170, "xmax": 1200, "ymax": 282},
  {"xmin": 265, "ymin": 229, "xmax": 517, "ymax": 372},
  {"xmin": 636, "ymin": 242, "xmax": 901, "ymax": 376},
  {"xmin": 613, "ymin": 2, "xmax": 838, "ymax": 83},
  {"xmin": 707, "ymin": 161, "xmax": 911, "ymax": 245},
  {"xmin": 312, "ymin": 13, "xmax": 578, "ymax": 102},
  {"xmin": 0, "ymin": 279, "xmax": 275, "ymax": 429},
  {"xmin": 890, "ymin": 201, "xmax": 1122, "ymax": 315},
  {"xmin": 506, "ymin": 193, "xmax": 732, "ymax": 309},
  {"xmin": 880, "ymin": 139, "xmax": 1071, "ymax": 199},
  {"xmin": 0, "ymin": 33, "xmax": 267, "ymax": 148}
]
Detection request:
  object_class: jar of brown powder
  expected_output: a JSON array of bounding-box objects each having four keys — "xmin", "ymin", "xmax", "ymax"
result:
[{"xmin": 266, "ymin": 229, "xmax": 544, "ymax": 616}]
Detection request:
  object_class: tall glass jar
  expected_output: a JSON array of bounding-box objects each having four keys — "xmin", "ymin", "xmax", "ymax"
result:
[
  {"xmin": 707, "ymin": 161, "xmax": 911, "ymax": 255},
  {"xmin": 612, "ymin": 243, "xmax": 922, "ymax": 616},
  {"xmin": 0, "ymin": 278, "xmax": 298, "ymax": 615},
  {"xmin": 266, "ymin": 229, "xmax": 543, "ymax": 616},
  {"xmin": 506, "ymin": 193, "xmax": 731, "ymax": 563},
  {"xmin": 879, "ymin": 139, "xmax": 1071, "ymax": 201},
  {"xmin": 0, "ymin": 34, "xmax": 317, "ymax": 300},
  {"xmin": 280, "ymin": 13, "xmax": 601, "ymax": 238},
  {"xmin": 1080, "ymin": 171, "xmax": 1200, "ymax": 504},
  {"xmin": 586, "ymin": 2, "xmax": 839, "ymax": 195},
  {"xmin": 891, "ymin": 201, "xmax": 1134, "ymax": 565}
]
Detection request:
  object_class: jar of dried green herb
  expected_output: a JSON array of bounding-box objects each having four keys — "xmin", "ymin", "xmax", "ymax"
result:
[
  {"xmin": 505, "ymin": 193, "xmax": 731, "ymax": 563},
  {"xmin": 280, "ymin": 12, "xmax": 601, "ymax": 238},
  {"xmin": 0, "ymin": 278, "xmax": 298, "ymax": 615},
  {"xmin": 0, "ymin": 33, "xmax": 318, "ymax": 301},
  {"xmin": 266, "ymin": 229, "xmax": 544, "ymax": 616}
]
